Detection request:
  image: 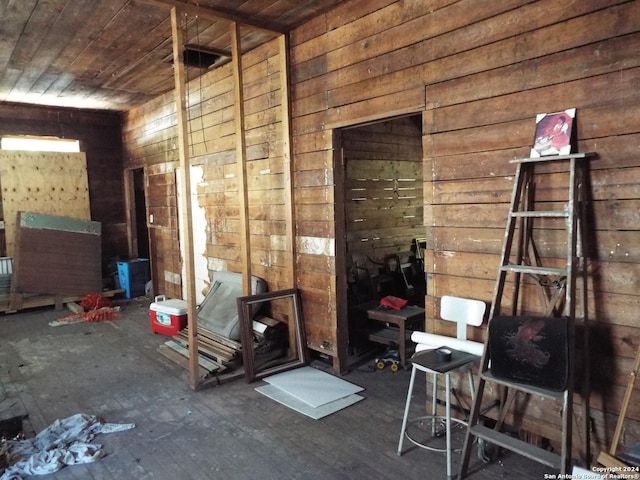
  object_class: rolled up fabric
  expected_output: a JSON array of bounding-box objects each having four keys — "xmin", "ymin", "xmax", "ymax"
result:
[{"xmin": 411, "ymin": 331, "xmax": 483, "ymax": 357}]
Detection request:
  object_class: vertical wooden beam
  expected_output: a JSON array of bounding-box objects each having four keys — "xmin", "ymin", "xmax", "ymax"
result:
[
  {"xmin": 333, "ymin": 129, "xmax": 348, "ymax": 374},
  {"xmin": 278, "ymin": 33, "xmax": 296, "ymax": 288},
  {"xmin": 171, "ymin": 7, "xmax": 200, "ymax": 390},
  {"xmin": 230, "ymin": 22, "xmax": 251, "ymax": 293},
  {"xmin": 278, "ymin": 33, "xmax": 299, "ymax": 359},
  {"xmin": 123, "ymin": 168, "xmax": 137, "ymax": 258}
]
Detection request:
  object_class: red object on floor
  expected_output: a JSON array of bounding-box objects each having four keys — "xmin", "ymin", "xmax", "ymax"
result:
[
  {"xmin": 80, "ymin": 293, "xmax": 111, "ymax": 311},
  {"xmin": 150, "ymin": 297, "xmax": 188, "ymax": 336},
  {"xmin": 380, "ymin": 295, "xmax": 408, "ymax": 310}
]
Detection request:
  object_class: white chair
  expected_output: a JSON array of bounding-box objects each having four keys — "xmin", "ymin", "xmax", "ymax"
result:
[{"xmin": 397, "ymin": 295, "xmax": 486, "ymax": 480}]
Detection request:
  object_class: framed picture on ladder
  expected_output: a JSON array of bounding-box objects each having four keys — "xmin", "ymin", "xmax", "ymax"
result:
[{"xmin": 530, "ymin": 108, "xmax": 575, "ymax": 157}]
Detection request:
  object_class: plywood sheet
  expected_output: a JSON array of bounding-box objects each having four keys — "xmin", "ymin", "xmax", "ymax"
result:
[
  {"xmin": 12, "ymin": 212, "xmax": 101, "ymax": 296},
  {"xmin": 261, "ymin": 366, "xmax": 364, "ymax": 408},
  {"xmin": 255, "ymin": 384, "xmax": 364, "ymax": 420},
  {"xmin": 0, "ymin": 151, "xmax": 90, "ymax": 256},
  {"xmin": 255, "ymin": 366, "xmax": 365, "ymax": 419}
]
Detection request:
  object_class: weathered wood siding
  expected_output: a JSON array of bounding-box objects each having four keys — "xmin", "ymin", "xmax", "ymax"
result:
[
  {"xmin": 0, "ymin": 103, "xmax": 126, "ymax": 266},
  {"xmin": 288, "ymin": 0, "xmax": 640, "ymax": 457},
  {"xmin": 343, "ymin": 117, "xmax": 423, "ymax": 261},
  {"xmin": 122, "ymin": 0, "xmax": 640, "ymax": 456},
  {"xmin": 123, "ymin": 40, "xmax": 289, "ymax": 301}
]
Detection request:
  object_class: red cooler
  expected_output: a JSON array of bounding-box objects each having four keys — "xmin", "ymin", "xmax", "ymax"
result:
[{"xmin": 150, "ymin": 296, "xmax": 188, "ymax": 336}]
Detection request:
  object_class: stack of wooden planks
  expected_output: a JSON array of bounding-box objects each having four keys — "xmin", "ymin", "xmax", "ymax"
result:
[
  {"xmin": 176, "ymin": 328, "xmax": 240, "ymax": 364},
  {"xmin": 159, "ymin": 327, "xmax": 240, "ymax": 377},
  {"xmin": 158, "ymin": 316, "xmax": 287, "ymax": 379}
]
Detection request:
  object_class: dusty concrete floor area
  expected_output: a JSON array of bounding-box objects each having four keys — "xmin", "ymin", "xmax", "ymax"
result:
[{"xmin": 0, "ymin": 297, "xmax": 555, "ymax": 479}]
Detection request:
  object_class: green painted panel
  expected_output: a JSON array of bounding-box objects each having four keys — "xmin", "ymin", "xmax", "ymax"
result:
[{"xmin": 19, "ymin": 211, "xmax": 101, "ymax": 235}]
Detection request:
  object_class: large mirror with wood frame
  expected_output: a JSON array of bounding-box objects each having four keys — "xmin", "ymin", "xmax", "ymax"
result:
[{"xmin": 237, "ymin": 288, "xmax": 307, "ymax": 383}]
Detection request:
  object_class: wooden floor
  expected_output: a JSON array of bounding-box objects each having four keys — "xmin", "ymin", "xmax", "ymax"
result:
[{"xmin": 0, "ymin": 297, "xmax": 556, "ymax": 480}]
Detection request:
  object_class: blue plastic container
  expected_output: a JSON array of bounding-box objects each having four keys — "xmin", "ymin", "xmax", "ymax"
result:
[{"xmin": 117, "ymin": 258, "xmax": 150, "ymax": 298}]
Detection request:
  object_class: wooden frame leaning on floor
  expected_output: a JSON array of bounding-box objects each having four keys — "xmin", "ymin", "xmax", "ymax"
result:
[{"xmin": 238, "ymin": 288, "xmax": 308, "ymax": 383}]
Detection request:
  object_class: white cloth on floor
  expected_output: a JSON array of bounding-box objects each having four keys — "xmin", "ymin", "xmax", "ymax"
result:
[{"xmin": 0, "ymin": 413, "xmax": 135, "ymax": 479}]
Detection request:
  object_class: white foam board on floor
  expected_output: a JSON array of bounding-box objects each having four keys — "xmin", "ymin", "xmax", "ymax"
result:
[
  {"xmin": 255, "ymin": 383, "xmax": 364, "ymax": 420},
  {"xmin": 261, "ymin": 366, "xmax": 364, "ymax": 408}
]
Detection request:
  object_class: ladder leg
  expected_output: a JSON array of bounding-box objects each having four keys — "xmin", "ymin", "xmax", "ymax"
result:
[
  {"xmin": 578, "ymin": 165, "xmax": 591, "ymax": 467},
  {"xmin": 561, "ymin": 387, "xmax": 573, "ymax": 473},
  {"xmin": 459, "ymin": 377, "xmax": 487, "ymax": 478}
]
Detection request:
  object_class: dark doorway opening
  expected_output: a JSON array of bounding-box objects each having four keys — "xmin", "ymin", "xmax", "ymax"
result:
[{"xmin": 336, "ymin": 114, "xmax": 427, "ymax": 366}]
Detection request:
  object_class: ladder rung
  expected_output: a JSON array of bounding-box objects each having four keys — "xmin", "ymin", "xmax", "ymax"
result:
[
  {"xmin": 501, "ymin": 264, "xmax": 567, "ymax": 276},
  {"xmin": 481, "ymin": 371, "xmax": 566, "ymax": 400},
  {"xmin": 469, "ymin": 425, "xmax": 562, "ymax": 469},
  {"xmin": 511, "ymin": 210, "xmax": 569, "ymax": 218}
]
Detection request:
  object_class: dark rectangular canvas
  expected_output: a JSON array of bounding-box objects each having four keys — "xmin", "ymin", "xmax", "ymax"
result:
[{"xmin": 488, "ymin": 315, "xmax": 569, "ymax": 391}]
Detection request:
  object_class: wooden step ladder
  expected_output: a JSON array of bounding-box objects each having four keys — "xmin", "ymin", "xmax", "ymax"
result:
[{"xmin": 459, "ymin": 152, "xmax": 594, "ymax": 476}]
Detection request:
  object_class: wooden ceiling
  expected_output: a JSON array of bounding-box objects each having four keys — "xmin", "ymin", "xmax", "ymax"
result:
[{"xmin": 0, "ymin": 0, "xmax": 346, "ymax": 112}]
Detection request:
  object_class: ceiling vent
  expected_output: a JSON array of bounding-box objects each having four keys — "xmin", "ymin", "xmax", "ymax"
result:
[{"xmin": 182, "ymin": 46, "xmax": 223, "ymax": 69}]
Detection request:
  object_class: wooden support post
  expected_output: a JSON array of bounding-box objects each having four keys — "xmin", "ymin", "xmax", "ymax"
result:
[
  {"xmin": 54, "ymin": 295, "xmax": 63, "ymax": 311},
  {"xmin": 171, "ymin": 7, "xmax": 200, "ymax": 390},
  {"xmin": 333, "ymin": 129, "xmax": 348, "ymax": 374},
  {"xmin": 278, "ymin": 33, "xmax": 301, "ymax": 360},
  {"xmin": 230, "ymin": 22, "xmax": 252, "ymax": 295},
  {"xmin": 278, "ymin": 33, "xmax": 295, "ymax": 289},
  {"xmin": 123, "ymin": 169, "xmax": 137, "ymax": 259}
]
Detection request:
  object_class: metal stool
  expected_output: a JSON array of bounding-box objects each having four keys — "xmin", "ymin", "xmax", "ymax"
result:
[
  {"xmin": 398, "ymin": 296, "xmax": 486, "ymax": 479},
  {"xmin": 397, "ymin": 347, "xmax": 479, "ymax": 480}
]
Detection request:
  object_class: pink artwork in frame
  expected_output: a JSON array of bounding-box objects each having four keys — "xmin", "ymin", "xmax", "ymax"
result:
[{"xmin": 530, "ymin": 108, "xmax": 575, "ymax": 157}]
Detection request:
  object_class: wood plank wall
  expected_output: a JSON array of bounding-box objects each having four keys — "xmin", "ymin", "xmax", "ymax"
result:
[
  {"xmin": 287, "ymin": 0, "xmax": 640, "ymax": 457},
  {"xmin": 122, "ymin": 39, "xmax": 289, "ymax": 302},
  {"xmin": 0, "ymin": 102, "xmax": 127, "ymax": 269},
  {"xmin": 122, "ymin": 0, "xmax": 640, "ymax": 456},
  {"xmin": 343, "ymin": 117, "xmax": 423, "ymax": 262}
]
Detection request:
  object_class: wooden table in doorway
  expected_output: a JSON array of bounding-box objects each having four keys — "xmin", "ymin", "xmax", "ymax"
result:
[{"xmin": 366, "ymin": 304, "xmax": 425, "ymax": 368}]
